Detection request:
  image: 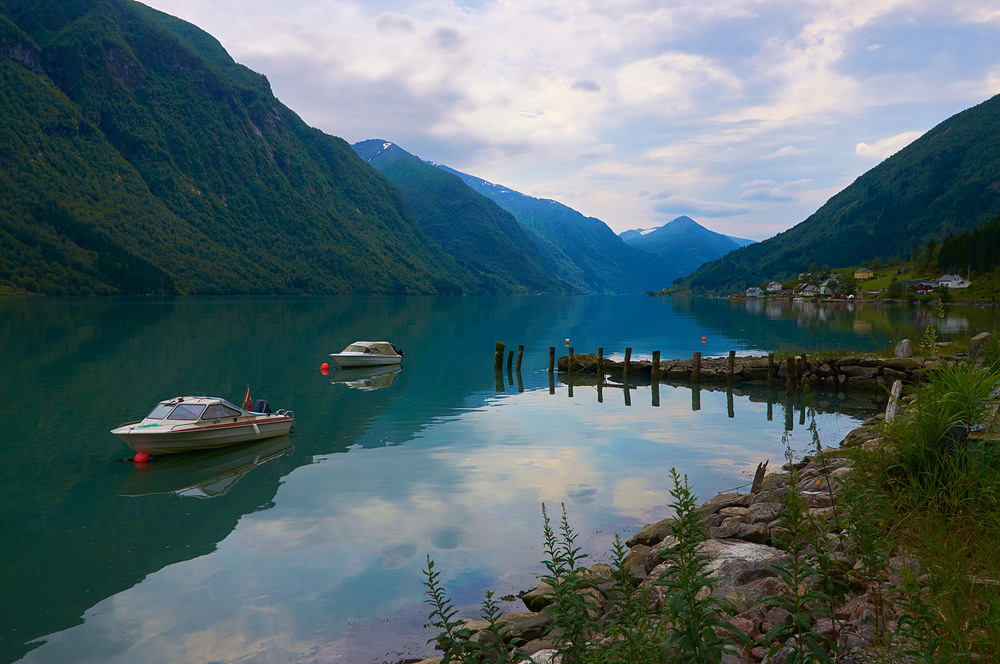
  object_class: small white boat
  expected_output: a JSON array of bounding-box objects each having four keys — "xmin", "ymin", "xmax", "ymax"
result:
[
  {"xmin": 329, "ymin": 341, "xmax": 403, "ymax": 367},
  {"xmin": 112, "ymin": 394, "xmax": 294, "ymax": 456}
]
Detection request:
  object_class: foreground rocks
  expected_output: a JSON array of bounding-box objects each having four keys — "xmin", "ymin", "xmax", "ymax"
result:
[{"xmin": 412, "ymin": 416, "xmax": 913, "ymax": 663}]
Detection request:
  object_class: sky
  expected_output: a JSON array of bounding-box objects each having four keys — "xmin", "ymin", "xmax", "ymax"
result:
[{"xmin": 140, "ymin": 0, "xmax": 1000, "ymax": 241}]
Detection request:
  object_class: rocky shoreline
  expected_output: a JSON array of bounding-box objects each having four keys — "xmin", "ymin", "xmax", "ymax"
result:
[{"xmin": 411, "ymin": 415, "xmax": 900, "ymax": 663}]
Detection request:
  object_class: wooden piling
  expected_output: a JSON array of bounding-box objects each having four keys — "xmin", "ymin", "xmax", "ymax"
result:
[
  {"xmin": 692, "ymin": 351, "xmax": 702, "ymax": 383},
  {"xmin": 597, "ymin": 347, "xmax": 604, "ymax": 375},
  {"xmin": 507, "ymin": 349, "xmax": 513, "ymax": 372},
  {"xmin": 785, "ymin": 357, "xmax": 795, "ymax": 396},
  {"xmin": 623, "ymin": 347, "xmax": 632, "ymax": 381},
  {"xmin": 727, "ymin": 387, "xmax": 734, "ymax": 418},
  {"xmin": 495, "ymin": 342, "xmax": 505, "ymax": 372},
  {"xmin": 548, "ymin": 347, "xmax": 555, "ymax": 373},
  {"xmin": 767, "ymin": 352, "xmax": 775, "ymax": 389},
  {"xmin": 568, "ymin": 347, "xmax": 575, "ymax": 374},
  {"xmin": 652, "ymin": 350, "xmax": 660, "ymax": 383},
  {"xmin": 516, "ymin": 345, "xmax": 524, "ymax": 372},
  {"xmin": 727, "ymin": 350, "xmax": 736, "ymax": 386}
]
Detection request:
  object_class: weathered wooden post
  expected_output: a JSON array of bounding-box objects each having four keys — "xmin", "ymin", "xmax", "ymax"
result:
[
  {"xmin": 598, "ymin": 347, "xmax": 604, "ymax": 375},
  {"xmin": 624, "ymin": 383, "xmax": 631, "ymax": 407},
  {"xmin": 799, "ymin": 354, "xmax": 808, "ymax": 388},
  {"xmin": 727, "ymin": 350, "xmax": 736, "ymax": 386},
  {"xmin": 767, "ymin": 352, "xmax": 775, "ymax": 389},
  {"xmin": 568, "ymin": 347, "xmax": 575, "ymax": 374},
  {"xmin": 727, "ymin": 387, "xmax": 734, "ymax": 418},
  {"xmin": 549, "ymin": 370, "xmax": 555, "ymax": 394},
  {"xmin": 507, "ymin": 349, "xmax": 514, "ymax": 372},
  {"xmin": 548, "ymin": 346, "xmax": 555, "ymax": 373},
  {"xmin": 623, "ymin": 347, "xmax": 632, "ymax": 382},
  {"xmin": 785, "ymin": 357, "xmax": 795, "ymax": 396},
  {"xmin": 652, "ymin": 350, "xmax": 661, "ymax": 383},
  {"xmin": 767, "ymin": 398, "xmax": 773, "ymax": 422},
  {"xmin": 597, "ymin": 376, "xmax": 604, "ymax": 403},
  {"xmin": 693, "ymin": 351, "xmax": 702, "ymax": 383},
  {"xmin": 652, "ymin": 378, "xmax": 659, "ymax": 408},
  {"xmin": 692, "ymin": 384, "xmax": 701, "ymax": 411},
  {"xmin": 495, "ymin": 342, "xmax": 505, "ymax": 372},
  {"xmin": 750, "ymin": 460, "xmax": 769, "ymax": 494},
  {"xmin": 516, "ymin": 345, "xmax": 524, "ymax": 372}
]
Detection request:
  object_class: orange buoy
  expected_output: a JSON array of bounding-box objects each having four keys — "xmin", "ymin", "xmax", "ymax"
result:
[
  {"xmin": 320, "ymin": 362, "xmax": 330, "ymax": 375},
  {"xmin": 701, "ymin": 336, "xmax": 707, "ymax": 343}
]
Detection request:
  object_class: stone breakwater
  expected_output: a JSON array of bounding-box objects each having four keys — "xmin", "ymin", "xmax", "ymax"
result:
[
  {"xmin": 412, "ymin": 416, "xmax": 910, "ymax": 664},
  {"xmin": 558, "ymin": 352, "xmax": 953, "ymax": 392}
]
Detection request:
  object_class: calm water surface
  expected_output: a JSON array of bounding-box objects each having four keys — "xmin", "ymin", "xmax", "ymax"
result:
[{"xmin": 2, "ymin": 296, "xmax": 995, "ymax": 663}]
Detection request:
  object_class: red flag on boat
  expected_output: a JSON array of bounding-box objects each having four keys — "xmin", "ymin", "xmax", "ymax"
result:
[{"xmin": 242, "ymin": 385, "xmax": 252, "ymax": 411}]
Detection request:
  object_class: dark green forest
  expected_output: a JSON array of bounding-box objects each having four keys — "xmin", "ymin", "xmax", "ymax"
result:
[
  {"xmin": 0, "ymin": 0, "xmax": 477, "ymax": 295},
  {"xmin": 681, "ymin": 93, "xmax": 1000, "ymax": 294}
]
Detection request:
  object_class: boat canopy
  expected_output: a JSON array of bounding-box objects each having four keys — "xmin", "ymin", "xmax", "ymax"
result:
[{"xmin": 342, "ymin": 341, "xmax": 398, "ymax": 356}]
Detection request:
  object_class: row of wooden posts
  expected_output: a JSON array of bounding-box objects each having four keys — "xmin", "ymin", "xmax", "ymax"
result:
[{"xmin": 494, "ymin": 342, "xmax": 808, "ymax": 396}]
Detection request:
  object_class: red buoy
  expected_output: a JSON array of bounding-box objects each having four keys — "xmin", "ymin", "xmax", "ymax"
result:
[
  {"xmin": 701, "ymin": 336, "xmax": 707, "ymax": 343},
  {"xmin": 320, "ymin": 362, "xmax": 330, "ymax": 375},
  {"xmin": 133, "ymin": 451, "xmax": 150, "ymax": 464}
]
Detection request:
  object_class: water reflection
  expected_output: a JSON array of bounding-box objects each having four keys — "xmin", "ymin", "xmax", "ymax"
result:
[
  {"xmin": 118, "ymin": 436, "xmax": 293, "ymax": 499},
  {"xmin": 327, "ymin": 365, "xmax": 402, "ymax": 391}
]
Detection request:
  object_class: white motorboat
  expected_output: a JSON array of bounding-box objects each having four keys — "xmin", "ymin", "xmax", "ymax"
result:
[
  {"xmin": 329, "ymin": 341, "xmax": 403, "ymax": 367},
  {"xmin": 112, "ymin": 394, "xmax": 294, "ymax": 456}
]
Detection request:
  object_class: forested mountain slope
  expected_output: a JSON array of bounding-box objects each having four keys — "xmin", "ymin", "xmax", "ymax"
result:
[
  {"xmin": 620, "ymin": 216, "xmax": 753, "ymax": 281},
  {"xmin": 353, "ymin": 140, "xmax": 570, "ymax": 294},
  {"xmin": 683, "ymin": 94, "xmax": 1000, "ymax": 293},
  {"xmin": 0, "ymin": 0, "xmax": 471, "ymax": 294}
]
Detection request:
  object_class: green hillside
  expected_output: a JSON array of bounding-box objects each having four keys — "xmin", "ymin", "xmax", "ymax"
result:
[
  {"xmin": 353, "ymin": 140, "xmax": 569, "ymax": 294},
  {"xmin": 0, "ymin": 0, "xmax": 472, "ymax": 294},
  {"xmin": 682, "ymin": 94, "xmax": 1000, "ymax": 293}
]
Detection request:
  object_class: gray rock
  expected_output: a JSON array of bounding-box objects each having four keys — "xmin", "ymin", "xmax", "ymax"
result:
[
  {"xmin": 970, "ymin": 331, "xmax": 992, "ymax": 362},
  {"xmin": 894, "ymin": 339, "xmax": 914, "ymax": 358},
  {"xmin": 625, "ymin": 517, "xmax": 676, "ymax": 547},
  {"xmin": 747, "ymin": 502, "xmax": 784, "ymax": 524}
]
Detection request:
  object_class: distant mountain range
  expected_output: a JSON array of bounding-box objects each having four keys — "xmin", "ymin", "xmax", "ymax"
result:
[
  {"xmin": 5, "ymin": 0, "xmax": 1000, "ymax": 296},
  {"xmin": 682, "ymin": 93, "xmax": 1000, "ymax": 293},
  {"xmin": 430, "ymin": 163, "xmax": 674, "ymax": 294},
  {"xmin": 618, "ymin": 216, "xmax": 754, "ymax": 282}
]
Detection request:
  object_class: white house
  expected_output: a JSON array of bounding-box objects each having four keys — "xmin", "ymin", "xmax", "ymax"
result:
[
  {"xmin": 746, "ymin": 286, "xmax": 764, "ymax": 297},
  {"xmin": 766, "ymin": 281, "xmax": 783, "ymax": 292},
  {"xmin": 937, "ymin": 274, "xmax": 971, "ymax": 289}
]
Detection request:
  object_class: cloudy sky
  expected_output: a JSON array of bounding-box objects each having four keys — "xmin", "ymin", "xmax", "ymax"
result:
[{"xmin": 142, "ymin": 0, "xmax": 1000, "ymax": 240}]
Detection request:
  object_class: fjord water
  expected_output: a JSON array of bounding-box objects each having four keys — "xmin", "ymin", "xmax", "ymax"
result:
[{"xmin": 1, "ymin": 295, "xmax": 990, "ymax": 663}]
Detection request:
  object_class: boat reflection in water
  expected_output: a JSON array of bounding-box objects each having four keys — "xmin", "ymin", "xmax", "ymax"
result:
[
  {"xmin": 119, "ymin": 436, "xmax": 293, "ymax": 499},
  {"xmin": 329, "ymin": 364, "xmax": 402, "ymax": 391}
]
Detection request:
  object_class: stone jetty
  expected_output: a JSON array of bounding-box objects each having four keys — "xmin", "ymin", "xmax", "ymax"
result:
[{"xmin": 560, "ymin": 352, "xmax": 948, "ymax": 392}]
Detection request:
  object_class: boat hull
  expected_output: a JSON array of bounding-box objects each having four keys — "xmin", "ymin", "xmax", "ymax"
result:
[
  {"xmin": 329, "ymin": 353, "xmax": 402, "ymax": 367},
  {"xmin": 112, "ymin": 414, "xmax": 294, "ymax": 455}
]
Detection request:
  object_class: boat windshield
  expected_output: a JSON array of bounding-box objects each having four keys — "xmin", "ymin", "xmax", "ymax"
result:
[
  {"xmin": 147, "ymin": 402, "xmax": 175, "ymax": 419},
  {"xmin": 344, "ymin": 344, "xmax": 375, "ymax": 354},
  {"xmin": 204, "ymin": 403, "xmax": 241, "ymax": 419},
  {"xmin": 167, "ymin": 403, "xmax": 207, "ymax": 420}
]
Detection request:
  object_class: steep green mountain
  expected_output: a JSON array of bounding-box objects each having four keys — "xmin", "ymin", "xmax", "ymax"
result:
[
  {"xmin": 619, "ymin": 216, "xmax": 754, "ymax": 281},
  {"xmin": 682, "ymin": 93, "xmax": 1000, "ymax": 293},
  {"xmin": 353, "ymin": 140, "xmax": 569, "ymax": 294},
  {"xmin": 434, "ymin": 165, "xmax": 672, "ymax": 294},
  {"xmin": 0, "ymin": 0, "xmax": 473, "ymax": 294},
  {"xmin": 938, "ymin": 210, "xmax": 1000, "ymax": 274}
]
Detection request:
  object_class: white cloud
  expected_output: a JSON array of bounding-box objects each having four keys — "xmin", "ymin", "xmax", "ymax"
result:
[{"xmin": 855, "ymin": 130, "xmax": 924, "ymax": 160}]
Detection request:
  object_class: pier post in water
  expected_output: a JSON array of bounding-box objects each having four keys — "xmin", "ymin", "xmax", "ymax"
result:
[
  {"xmin": 568, "ymin": 347, "xmax": 575, "ymax": 374},
  {"xmin": 516, "ymin": 345, "xmax": 524, "ymax": 372},
  {"xmin": 652, "ymin": 351, "xmax": 660, "ymax": 383},
  {"xmin": 785, "ymin": 357, "xmax": 795, "ymax": 396},
  {"xmin": 495, "ymin": 342, "xmax": 505, "ymax": 372},
  {"xmin": 548, "ymin": 347, "xmax": 555, "ymax": 373},
  {"xmin": 507, "ymin": 349, "xmax": 513, "ymax": 372},
  {"xmin": 692, "ymin": 351, "xmax": 702, "ymax": 383},
  {"xmin": 767, "ymin": 352, "xmax": 775, "ymax": 389},
  {"xmin": 623, "ymin": 347, "xmax": 632, "ymax": 382},
  {"xmin": 598, "ymin": 347, "xmax": 604, "ymax": 375},
  {"xmin": 727, "ymin": 350, "xmax": 736, "ymax": 386}
]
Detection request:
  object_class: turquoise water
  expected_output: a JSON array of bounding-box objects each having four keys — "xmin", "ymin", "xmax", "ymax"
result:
[{"xmin": 0, "ymin": 296, "xmax": 990, "ymax": 663}]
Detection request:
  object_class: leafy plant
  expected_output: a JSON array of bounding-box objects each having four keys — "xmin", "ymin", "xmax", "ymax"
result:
[{"xmin": 653, "ymin": 468, "xmax": 742, "ymax": 663}]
